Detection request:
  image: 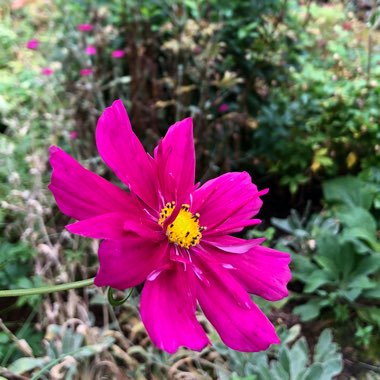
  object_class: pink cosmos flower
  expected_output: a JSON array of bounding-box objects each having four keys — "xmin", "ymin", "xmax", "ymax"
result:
[
  {"xmin": 48, "ymin": 100, "xmax": 291, "ymax": 353},
  {"xmin": 41, "ymin": 67, "xmax": 54, "ymax": 76},
  {"xmin": 69, "ymin": 131, "xmax": 78, "ymax": 140},
  {"xmin": 342, "ymin": 21, "xmax": 353, "ymax": 31},
  {"xmin": 218, "ymin": 103, "xmax": 229, "ymax": 113},
  {"xmin": 27, "ymin": 39, "xmax": 39, "ymax": 50},
  {"xmin": 85, "ymin": 45, "xmax": 97, "ymax": 55},
  {"xmin": 80, "ymin": 68, "xmax": 93, "ymax": 76},
  {"xmin": 78, "ymin": 24, "xmax": 93, "ymax": 32},
  {"xmin": 111, "ymin": 49, "xmax": 125, "ymax": 59}
]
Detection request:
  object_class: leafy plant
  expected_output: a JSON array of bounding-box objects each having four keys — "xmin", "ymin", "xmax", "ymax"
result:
[
  {"xmin": 275, "ymin": 175, "xmax": 380, "ymax": 340},
  {"xmin": 216, "ymin": 325, "xmax": 343, "ymax": 380}
]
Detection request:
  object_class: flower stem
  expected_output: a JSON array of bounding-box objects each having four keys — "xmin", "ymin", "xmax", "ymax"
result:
[{"xmin": 0, "ymin": 278, "xmax": 95, "ymax": 298}]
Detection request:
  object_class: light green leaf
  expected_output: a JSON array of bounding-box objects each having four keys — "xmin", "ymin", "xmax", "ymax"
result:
[
  {"xmin": 301, "ymin": 364, "xmax": 324, "ymax": 380},
  {"xmin": 293, "ymin": 299, "xmax": 323, "ymax": 321},
  {"xmin": 8, "ymin": 357, "xmax": 47, "ymax": 375},
  {"xmin": 321, "ymin": 358, "xmax": 343, "ymax": 379},
  {"xmin": 314, "ymin": 329, "xmax": 333, "ymax": 362}
]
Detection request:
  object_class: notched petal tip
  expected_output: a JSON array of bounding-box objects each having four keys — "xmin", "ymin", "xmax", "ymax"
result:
[{"xmin": 258, "ymin": 188, "xmax": 269, "ymax": 196}]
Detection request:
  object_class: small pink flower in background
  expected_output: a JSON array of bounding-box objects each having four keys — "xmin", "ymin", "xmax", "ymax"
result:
[
  {"xmin": 342, "ymin": 21, "xmax": 353, "ymax": 31},
  {"xmin": 69, "ymin": 131, "xmax": 78, "ymax": 140},
  {"xmin": 78, "ymin": 24, "xmax": 93, "ymax": 32},
  {"xmin": 111, "ymin": 49, "xmax": 125, "ymax": 59},
  {"xmin": 49, "ymin": 100, "xmax": 291, "ymax": 354},
  {"xmin": 85, "ymin": 45, "xmax": 97, "ymax": 55},
  {"xmin": 218, "ymin": 103, "xmax": 229, "ymax": 113},
  {"xmin": 80, "ymin": 68, "xmax": 93, "ymax": 76},
  {"xmin": 41, "ymin": 67, "xmax": 54, "ymax": 76},
  {"xmin": 193, "ymin": 46, "xmax": 202, "ymax": 54},
  {"xmin": 27, "ymin": 39, "xmax": 39, "ymax": 50}
]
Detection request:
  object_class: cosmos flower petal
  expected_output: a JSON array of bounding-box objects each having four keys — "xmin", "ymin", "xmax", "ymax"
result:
[
  {"xmin": 202, "ymin": 235, "xmax": 265, "ymax": 254},
  {"xmin": 201, "ymin": 243, "xmax": 291, "ymax": 301},
  {"xmin": 141, "ymin": 262, "xmax": 210, "ymax": 354},
  {"xmin": 66, "ymin": 212, "xmax": 128, "ymax": 240},
  {"xmin": 48, "ymin": 146, "xmax": 132, "ymax": 220},
  {"xmin": 96, "ymin": 100, "xmax": 159, "ymax": 210},
  {"xmin": 94, "ymin": 237, "xmax": 169, "ymax": 290},
  {"xmin": 192, "ymin": 172, "xmax": 265, "ymax": 235},
  {"xmin": 154, "ymin": 117, "xmax": 195, "ymax": 203},
  {"xmin": 206, "ymin": 219, "xmax": 262, "ymax": 236},
  {"xmin": 194, "ymin": 255, "xmax": 280, "ymax": 351},
  {"xmin": 66, "ymin": 211, "xmax": 161, "ymax": 240}
]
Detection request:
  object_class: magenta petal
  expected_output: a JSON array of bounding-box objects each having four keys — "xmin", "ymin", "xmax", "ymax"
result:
[
  {"xmin": 154, "ymin": 118, "xmax": 195, "ymax": 203},
  {"xmin": 96, "ymin": 100, "xmax": 159, "ymax": 210},
  {"xmin": 66, "ymin": 208, "xmax": 163, "ymax": 241},
  {"xmin": 207, "ymin": 219, "xmax": 262, "ymax": 236},
  {"xmin": 66, "ymin": 212, "xmax": 127, "ymax": 239},
  {"xmin": 202, "ymin": 243, "xmax": 291, "ymax": 301},
  {"xmin": 194, "ymin": 254, "xmax": 280, "ymax": 351},
  {"xmin": 192, "ymin": 172, "xmax": 265, "ymax": 235},
  {"xmin": 94, "ymin": 237, "xmax": 169, "ymax": 290},
  {"xmin": 141, "ymin": 262, "xmax": 210, "ymax": 353},
  {"xmin": 48, "ymin": 146, "xmax": 133, "ymax": 221},
  {"xmin": 202, "ymin": 236, "xmax": 265, "ymax": 254}
]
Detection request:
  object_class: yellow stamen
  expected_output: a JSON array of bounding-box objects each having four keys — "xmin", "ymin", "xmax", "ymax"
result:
[{"xmin": 158, "ymin": 202, "xmax": 206, "ymax": 249}]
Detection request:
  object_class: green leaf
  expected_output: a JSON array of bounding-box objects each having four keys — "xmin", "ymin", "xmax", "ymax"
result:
[
  {"xmin": 321, "ymin": 358, "xmax": 343, "ymax": 379},
  {"xmin": 270, "ymin": 361, "xmax": 289, "ymax": 380},
  {"xmin": 304, "ymin": 270, "xmax": 332, "ymax": 293},
  {"xmin": 357, "ymin": 307, "xmax": 380, "ymax": 329},
  {"xmin": 283, "ymin": 324, "xmax": 301, "ymax": 345},
  {"xmin": 290, "ymin": 253, "xmax": 318, "ymax": 282},
  {"xmin": 8, "ymin": 357, "xmax": 47, "ymax": 375},
  {"xmin": 289, "ymin": 337, "xmax": 309, "ymax": 379},
  {"xmin": 293, "ymin": 299, "xmax": 323, "ymax": 321},
  {"xmin": 301, "ymin": 364, "xmax": 324, "ymax": 380},
  {"xmin": 339, "ymin": 288, "xmax": 362, "ymax": 302},
  {"xmin": 323, "ymin": 176, "xmax": 374, "ymax": 210},
  {"xmin": 337, "ymin": 206, "xmax": 377, "ymax": 246},
  {"xmin": 348, "ymin": 276, "xmax": 376, "ymax": 291},
  {"xmin": 353, "ymin": 256, "xmax": 380, "ymax": 277},
  {"xmin": 314, "ymin": 329, "xmax": 333, "ymax": 362},
  {"xmin": 362, "ymin": 285, "xmax": 380, "ymax": 299}
]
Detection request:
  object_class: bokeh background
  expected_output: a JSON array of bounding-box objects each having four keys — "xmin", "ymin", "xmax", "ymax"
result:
[{"xmin": 0, "ymin": 0, "xmax": 380, "ymax": 378}]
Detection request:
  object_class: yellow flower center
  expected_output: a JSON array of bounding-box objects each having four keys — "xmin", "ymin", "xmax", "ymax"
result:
[{"xmin": 158, "ymin": 202, "xmax": 206, "ymax": 249}]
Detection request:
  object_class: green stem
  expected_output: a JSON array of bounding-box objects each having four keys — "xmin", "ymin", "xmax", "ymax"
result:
[{"xmin": 0, "ymin": 278, "xmax": 95, "ymax": 298}]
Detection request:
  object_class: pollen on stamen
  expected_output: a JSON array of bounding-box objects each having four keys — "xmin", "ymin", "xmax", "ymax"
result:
[{"xmin": 158, "ymin": 202, "xmax": 205, "ymax": 249}]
